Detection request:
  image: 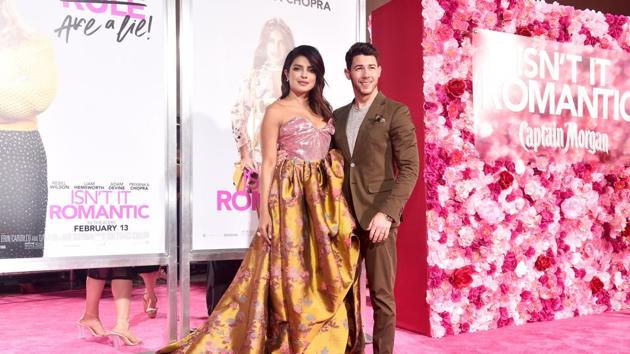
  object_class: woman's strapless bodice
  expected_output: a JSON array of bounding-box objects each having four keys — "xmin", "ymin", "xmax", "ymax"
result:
[{"xmin": 278, "ymin": 116, "xmax": 334, "ymax": 161}]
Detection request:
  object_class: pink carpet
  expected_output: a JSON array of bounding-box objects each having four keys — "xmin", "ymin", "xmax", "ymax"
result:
[{"xmin": 2, "ymin": 283, "xmax": 629, "ymax": 353}]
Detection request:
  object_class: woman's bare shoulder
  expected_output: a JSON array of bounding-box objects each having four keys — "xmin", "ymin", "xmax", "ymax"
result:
[{"xmin": 264, "ymin": 101, "xmax": 287, "ymax": 122}]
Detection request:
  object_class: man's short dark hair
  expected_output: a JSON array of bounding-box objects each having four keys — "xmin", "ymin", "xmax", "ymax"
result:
[{"xmin": 345, "ymin": 42, "xmax": 380, "ymax": 69}]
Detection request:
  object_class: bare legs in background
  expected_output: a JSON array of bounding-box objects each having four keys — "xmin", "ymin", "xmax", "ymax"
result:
[
  {"xmin": 77, "ymin": 273, "xmax": 141, "ymax": 346},
  {"xmin": 140, "ymin": 270, "xmax": 160, "ymax": 318}
]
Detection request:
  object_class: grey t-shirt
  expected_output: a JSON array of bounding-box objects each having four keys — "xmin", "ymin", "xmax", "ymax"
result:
[{"xmin": 346, "ymin": 103, "xmax": 371, "ymax": 156}]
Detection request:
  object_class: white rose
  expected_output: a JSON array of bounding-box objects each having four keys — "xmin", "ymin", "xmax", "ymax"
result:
[
  {"xmin": 571, "ymin": 252, "xmax": 584, "ymax": 265},
  {"xmin": 515, "ymin": 260, "xmax": 528, "ymax": 278},
  {"xmin": 524, "ymin": 179, "xmax": 546, "ymax": 200},
  {"xmin": 438, "ymin": 185, "xmax": 450, "ymax": 206},
  {"xmin": 561, "ymin": 196, "xmax": 587, "ymax": 220},
  {"xmin": 458, "ymin": 226, "xmax": 475, "ymax": 247},
  {"xmin": 455, "ymin": 181, "xmax": 473, "ymax": 201},
  {"xmin": 432, "ymin": 325, "xmax": 446, "ymax": 338},
  {"xmin": 492, "ymin": 225, "xmax": 510, "ymax": 246},
  {"xmin": 514, "ymin": 159, "xmax": 525, "ymax": 175},
  {"xmin": 475, "ymin": 199, "xmax": 505, "ymax": 225},
  {"xmin": 429, "ymin": 229, "xmax": 441, "ymax": 242},
  {"xmin": 614, "ymin": 272, "xmax": 623, "ymax": 288},
  {"xmin": 520, "ymin": 207, "xmax": 540, "ymax": 227}
]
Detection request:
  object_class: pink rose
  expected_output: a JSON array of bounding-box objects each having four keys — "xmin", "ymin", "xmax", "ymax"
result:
[
  {"xmin": 486, "ymin": 263, "xmax": 497, "ymax": 275},
  {"xmin": 606, "ymin": 14, "xmax": 627, "ymax": 39},
  {"xmin": 595, "ymin": 290, "xmax": 612, "ymax": 310},
  {"xmin": 459, "ymin": 322, "xmax": 470, "ymax": 333},
  {"xmin": 424, "ymin": 101, "xmax": 439, "ymax": 112},
  {"xmin": 502, "ymin": 252, "xmax": 517, "ymax": 273},
  {"xmin": 497, "ymin": 307, "xmax": 514, "ymax": 328},
  {"xmin": 468, "ymin": 285, "xmax": 487, "ymax": 309},
  {"xmin": 447, "ymin": 100, "xmax": 462, "ymax": 120},
  {"xmin": 449, "ymin": 149, "xmax": 463, "ymax": 164},
  {"xmin": 524, "ymin": 247, "xmax": 536, "ymax": 258},
  {"xmin": 483, "ymin": 12, "xmax": 498, "ymax": 28},
  {"xmin": 503, "ymin": 10, "xmax": 514, "ymax": 22},
  {"xmin": 429, "ymin": 265, "xmax": 448, "ymax": 289},
  {"xmin": 440, "ymin": 312, "xmax": 455, "ymax": 336},
  {"xmin": 435, "ymin": 23, "xmax": 455, "ymax": 41},
  {"xmin": 451, "ymin": 289, "xmax": 462, "ymax": 302}
]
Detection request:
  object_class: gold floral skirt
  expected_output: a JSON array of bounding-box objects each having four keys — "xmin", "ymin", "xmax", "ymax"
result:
[{"xmin": 159, "ymin": 150, "xmax": 362, "ymax": 353}]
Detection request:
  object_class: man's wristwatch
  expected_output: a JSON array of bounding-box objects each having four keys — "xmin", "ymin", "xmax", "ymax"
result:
[{"xmin": 385, "ymin": 214, "xmax": 394, "ymax": 223}]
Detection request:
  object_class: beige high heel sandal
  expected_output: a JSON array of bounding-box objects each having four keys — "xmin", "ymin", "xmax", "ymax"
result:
[
  {"xmin": 108, "ymin": 330, "xmax": 142, "ymax": 348},
  {"xmin": 143, "ymin": 293, "xmax": 158, "ymax": 319}
]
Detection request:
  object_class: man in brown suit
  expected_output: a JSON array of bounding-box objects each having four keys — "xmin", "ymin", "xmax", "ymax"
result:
[{"xmin": 333, "ymin": 42, "xmax": 419, "ymax": 354}]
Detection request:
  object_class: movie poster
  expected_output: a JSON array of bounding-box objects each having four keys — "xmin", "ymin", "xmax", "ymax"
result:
[
  {"xmin": 189, "ymin": 0, "xmax": 360, "ymax": 250},
  {"xmin": 0, "ymin": 0, "xmax": 169, "ymax": 261}
]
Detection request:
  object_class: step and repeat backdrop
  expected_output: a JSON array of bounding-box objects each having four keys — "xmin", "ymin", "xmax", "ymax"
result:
[
  {"xmin": 187, "ymin": 0, "xmax": 361, "ymax": 251},
  {"xmin": 0, "ymin": 0, "xmax": 171, "ymax": 269},
  {"xmin": 422, "ymin": 0, "xmax": 630, "ymax": 338}
]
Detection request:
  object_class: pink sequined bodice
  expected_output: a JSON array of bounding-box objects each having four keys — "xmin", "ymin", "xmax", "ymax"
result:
[{"xmin": 278, "ymin": 116, "xmax": 334, "ymax": 161}]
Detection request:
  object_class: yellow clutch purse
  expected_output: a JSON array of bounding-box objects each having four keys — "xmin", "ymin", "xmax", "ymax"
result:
[{"xmin": 233, "ymin": 162, "xmax": 246, "ymax": 191}]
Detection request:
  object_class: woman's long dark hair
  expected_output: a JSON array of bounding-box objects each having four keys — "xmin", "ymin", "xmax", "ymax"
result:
[{"xmin": 280, "ymin": 45, "xmax": 333, "ymax": 120}]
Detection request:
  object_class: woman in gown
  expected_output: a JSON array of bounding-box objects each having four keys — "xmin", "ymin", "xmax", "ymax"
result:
[{"xmin": 159, "ymin": 45, "xmax": 363, "ymax": 353}]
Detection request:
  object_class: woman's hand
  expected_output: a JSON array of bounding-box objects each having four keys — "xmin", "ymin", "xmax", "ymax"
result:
[
  {"xmin": 238, "ymin": 145, "xmax": 255, "ymax": 171},
  {"xmin": 256, "ymin": 210, "xmax": 273, "ymax": 244},
  {"xmin": 240, "ymin": 155, "xmax": 255, "ymax": 171}
]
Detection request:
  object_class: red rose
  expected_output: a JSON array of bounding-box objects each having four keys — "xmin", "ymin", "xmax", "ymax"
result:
[
  {"xmin": 445, "ymin": 79, "xmax": 466, "ymax": 97},
  {"xmin": 590, "ymin": 276, "xmax": 604, "ymax": 294},
  {"xmin": 534, "ymin": 255, "xmax": 552, "ymax": 271},
  {"xmin": 515, "ymin": 26, "xmax": 532, "ymax": 37},
  {"xmin": 498, "ymin": 171, "xmax": 514, "ymax": 190},
  {"xmin": 450, "ymin": 266, "xmax": 474, "ymax": 289},
  {"xmin": 622, "ymin": 221, "xmax": 630, "ymax": 240}
]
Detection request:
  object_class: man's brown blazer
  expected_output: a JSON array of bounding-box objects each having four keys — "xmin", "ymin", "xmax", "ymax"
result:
[{"xmin": 332, "ymin": 91, "xmax": 419, "ymax": 230}]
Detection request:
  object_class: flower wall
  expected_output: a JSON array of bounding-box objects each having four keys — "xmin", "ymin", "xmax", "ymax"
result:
[{"xmin": 422, "ymin": 0, "xmax": 630, "ymax": 337}]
